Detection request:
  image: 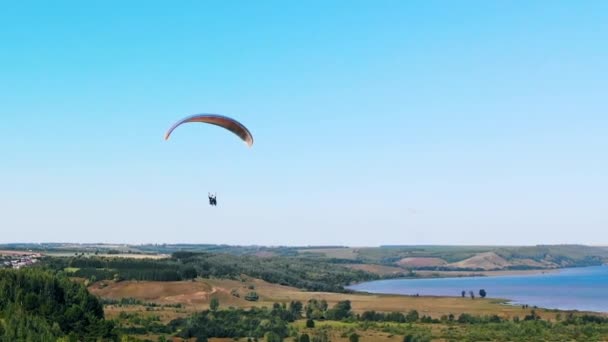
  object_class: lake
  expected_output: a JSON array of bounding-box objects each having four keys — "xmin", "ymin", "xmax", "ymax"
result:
[{"xmin": 347, "ymin": 265, "xmax": 608, "ymax": 313}]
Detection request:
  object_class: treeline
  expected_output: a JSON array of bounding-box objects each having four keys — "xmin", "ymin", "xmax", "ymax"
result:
[
  {"xmin": 116, "ymin": 311, "xmax": 172, "ymax": 336},
  {"xmin": 172, "ymin": 252, "xmax": 378, "ymax": 292},
  {"xmin": 44, "ymin": 252, "xmax": 379, "ymax": 292},
  {"xmin": 0, "ymin": 268, "xmax": 117, "ymax": 341},
  {"xmin": 45, "ymin": 257, "xmax": 198, "ymax": 282},
  {"xmin": 171, "ymin": 303, "xmax": 302, "ymax": 341},
  {"xmin": 136, "ymin": 244, "xmax": 300, "ymax": 257},
  {"xmin": 101, "ymin": 297, "xmax": 183, "ymax": 308},
  {"xmin": 359, "ymin": 310, "xmax": 422, "ymax": 323}
]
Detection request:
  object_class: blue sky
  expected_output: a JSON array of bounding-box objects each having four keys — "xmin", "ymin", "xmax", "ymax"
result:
[{"xmin": 1, "ymin": 1, "xmax": 606, "ymax": 245}]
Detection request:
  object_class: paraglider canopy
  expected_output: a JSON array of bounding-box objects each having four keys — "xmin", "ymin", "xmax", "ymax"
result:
[{"xmin": 164, "ymin": 114, "xmax": 254, "ymax": 147}]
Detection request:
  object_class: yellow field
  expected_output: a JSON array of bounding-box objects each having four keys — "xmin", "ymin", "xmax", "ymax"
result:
[
  {"xmin": 297, "ymin": 247, "xmax": 359, "ymax": 260},
  {"xmin": 91, "ymin": 280, "xmax": 213, "ymax": 305},
  {"xmin": 345, "ymin": 263, "xmax": 407, "ymax": 276},
  {"xmin": 91, "ymin": 277, "xmax": 567, "ymax": 323},
  {"xmin": 0, "ymin": 250, "xmax": 38, "ymax": 256}
]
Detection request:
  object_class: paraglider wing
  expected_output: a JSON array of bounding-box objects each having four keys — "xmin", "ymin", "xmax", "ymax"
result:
[{"xmin": 164, "ymin": 114, "xmax": 254, "ymax": 147}]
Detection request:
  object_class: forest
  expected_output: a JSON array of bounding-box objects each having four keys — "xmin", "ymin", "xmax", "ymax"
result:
[
  {"xmin": 0, "ymin": 268, "xmax": 117, "ymax": 341},
  {"xmin": 44, "ymin": 252, "xmax": 385, "ymax": 292}
]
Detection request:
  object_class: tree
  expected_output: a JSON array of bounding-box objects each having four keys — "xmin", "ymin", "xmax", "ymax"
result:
[
  {"xmin": 312, "ymin": 329, "xmax": 330, "ymax": 342},
  {"xmin": 524, "ymin": 310, "xmax": 540, "ymax": 321},
  {"xmin": 461, "ymin": 290, "xmax": 466, "ymax": 298},
  {"xmin": 405, "ymin": 310, "xmax": 419, "ymax": 322},
  {"xmin": 299, "ymin": 334, "xmax": 310, "ymax": 342},
  {"xmin": 305, "ymin": 299, "xmax": 328, "ymax": 320},
  {"xmin": 349, "ymin": 333, "xmax": 360, "ymax": 342},
  {"xmin": 469, "ymin": 290, "xmax": 475, "ymax": 299},
  {"xmin": 265, "ymin": 331, "xmax": 281, "ymax": 342},
  {"xmin": 210, "ymin": 297, "xmax": 220, "ymax": 312},
  {"xmin": 289, "ymin": 300, "xmax": 303, "ymax": 318},
  {"xmin": 326, "ymin": 300, "xmax": 352, "ymax": 320},
  {"xmin": 306, "ymin": 319, "xmax": 315, "ymax": 328},
  {"xmin": 479, "ymin": 289, "xmax": 487, "ymax": 298},
  {"xmin": 181, "ymin": 266, "xmax": 198, "ymax": 279}
]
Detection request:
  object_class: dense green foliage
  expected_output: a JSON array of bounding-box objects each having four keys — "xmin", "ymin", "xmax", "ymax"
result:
[
  {"xmin": 100, "ymin": 297, "xmax": 182, "ymax": 309},
  {"xmin": 44, "ymin": 252, "xmax": 380, "ymax": 292},
  {"xmin": 0, "ymin": 268, "xmax": 117, "ymax": 341},
  {"xmin": 116, "ymin": 299, "xmax": 608, "ymax": 341},
  {"xmin": 45, "ymin": 257, "xmax": 196, "ymax": 282},
  {"xmin": 360, "ymin": 310, "xmax": 420, "ymax": 323},
  {"xmin": 114, "ymin": 312, "xmax": 172, "ymax": 336},
  {"xmin": 171, "ymin": 302, "xmax": 303, "ymax": 341},
  {"xmin": 172, "ymin": 252, "xmax": 379, "ymax": 292},
  {"xmin": 365, "ymin": 318, "xmax": 608, "ymax": 342}
]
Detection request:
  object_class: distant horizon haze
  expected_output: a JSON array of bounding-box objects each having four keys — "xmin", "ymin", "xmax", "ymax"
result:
[{"xmin": 2, "ymin": 242, "xmax": 607, "ymax": 249}]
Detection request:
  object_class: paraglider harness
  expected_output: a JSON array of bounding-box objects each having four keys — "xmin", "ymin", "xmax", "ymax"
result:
[{"xmin": 208, "ymin": 193, "xmax": 217, "ymax": 206}]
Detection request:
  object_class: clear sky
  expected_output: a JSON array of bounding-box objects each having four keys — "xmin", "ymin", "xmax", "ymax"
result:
[{"xmin": 1, "ymin": 1, "xmax": 606, "ymax": 246}]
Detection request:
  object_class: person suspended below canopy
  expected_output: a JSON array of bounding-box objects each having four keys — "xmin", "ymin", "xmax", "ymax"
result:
[{"xmin": 208, "ymin": 193, "xmax": 217, "ymax": 206}]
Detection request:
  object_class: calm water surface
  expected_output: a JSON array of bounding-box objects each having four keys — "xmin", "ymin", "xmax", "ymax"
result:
[{"xmin": 347, "ymin": 265, "xmax": 608, "ymax": 313}]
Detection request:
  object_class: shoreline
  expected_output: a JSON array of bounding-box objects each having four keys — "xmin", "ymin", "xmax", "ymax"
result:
[
  {"xmin": 345, "ymin": 268, "xmax": 562, "ymax": 287},
  {"xmin": 413, "ymin": 268, "xmax": 560, "ymax": 278},
  {"xmin": 346, "ymin": 265, "xmax": 608, "ymax": 315}
]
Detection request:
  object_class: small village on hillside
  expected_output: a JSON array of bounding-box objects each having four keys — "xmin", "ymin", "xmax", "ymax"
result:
[{"xmin": 0, "ymin": 251, "xmax": 41, "ymax": 269}]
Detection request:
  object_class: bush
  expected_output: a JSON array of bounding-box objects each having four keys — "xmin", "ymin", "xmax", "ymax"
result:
[
  {"xmin": 265, "ymin": 331, "xmax": 281, "ymax": 342},
  {"xmin": 245, "ymin": 291, "xmax": 259, "ymax": 301}
]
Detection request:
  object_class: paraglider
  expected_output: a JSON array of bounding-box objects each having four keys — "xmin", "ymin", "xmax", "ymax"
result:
[
  {"xmin": 164, "ymin": 113, "xmax": 254, "ymax": 147},
  {"xmin": 208, "ymin": 193, "xmax": 217, "ymax": 206},
  {"xmin": 165, "ymin": 114, "xmax": 253, "ymax": 207}
]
